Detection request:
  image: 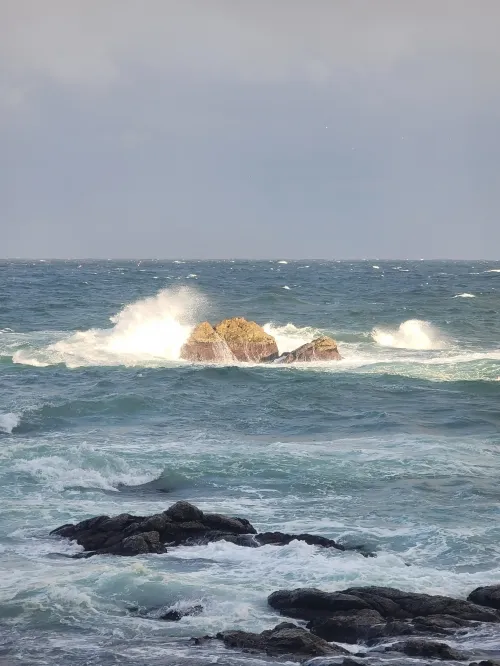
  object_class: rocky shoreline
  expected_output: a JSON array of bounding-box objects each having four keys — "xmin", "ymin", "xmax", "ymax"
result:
[{"xmin": 51, "ymin": 501, "xmax": 500, "ymax": 664}]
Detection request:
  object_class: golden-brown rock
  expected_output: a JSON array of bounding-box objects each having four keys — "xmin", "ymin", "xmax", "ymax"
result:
[
  {"xmin": 279, "ymin": 337, "xmax": 341, "ymax": 363},
  {"xmin": 214, "ymin": 317, "xmax": 279, "ymax": 362},
  {"xmin": 180, "ymin": 322, "xmax": 236, "ymax": 362}
]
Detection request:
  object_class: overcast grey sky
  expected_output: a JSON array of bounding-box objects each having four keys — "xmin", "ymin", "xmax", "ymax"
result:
[{"xmin": 2, "ymin": 1, "xmax": 499, "ymax": 258}]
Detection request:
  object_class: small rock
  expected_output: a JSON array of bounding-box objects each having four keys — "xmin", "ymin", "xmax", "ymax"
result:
[
  {"xmin": 468, "ymin": 585, "xmax": 500, "ymax": 610},
  {"xmin": 216, "ymin": 624, "xmax": 348, "ymax": 661},
  {"xmin": 277, "ymin": 337, "xmax": 341, "ymax": 363},
  {"xmin": 164, "ymin": 501, "xmax": 204, "ymax": 523},
  {"xmin": 387, "ymin": 639, "xmax": 467, "ymax": 660}
]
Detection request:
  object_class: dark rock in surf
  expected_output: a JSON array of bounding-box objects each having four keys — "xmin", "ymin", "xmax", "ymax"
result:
[
  {"xmin": 385, "ymin": 638, "xmax": 467, "ymax": 660},
  {"xmin": 256, "ymin": 531, "xmax": 345, "ymax": 550},
  {"xmin": 130, "ymin": 604, "xmax": 203, "ymax": 622},
  {"xmin": 51, "ymin": 501, "xmax": 257, "ymax": 557},
  {"xmin": 268, "ymin": 586, "xmax": 500, "ymax": 624},
  {"xmin": 214, "ymin": 317, "xmax": 279, "ymax": 362},
  {"xmin": 468, "ymin": 585, "xmax": 500, "ymax": 610},
  {"xmin": 215, "ymin": 622, "xmax": 348, "ymax": 661},
  {"xmin": 276, "ymin": 336, "xmax": 341, "ymax": 363},
  {"xmin": 51, "ymin": 501, "xmax": 354, "ymax": 558},
  {"xmin": 180, "ymin": 322, "xmax": 236, "ymax": 363}
]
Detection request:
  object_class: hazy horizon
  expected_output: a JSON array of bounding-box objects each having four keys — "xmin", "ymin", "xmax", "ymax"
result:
[{"xmin": 2, "ymin": 2, "xmax": 500, "ymax": 259}]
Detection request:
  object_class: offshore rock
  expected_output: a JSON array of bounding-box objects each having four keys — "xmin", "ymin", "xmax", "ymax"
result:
[
  {"xmin": 51, "ymin": 501, "xmax": 350, "ymax": 557},
  {"xmin": 468, "ymin": 585, "xmax": 500, "ymax": 610},
  {"xmin": 277, "ymin": 336, "xmax": 341, "ymax": 363},
  {"xmin": 180, "ymin": 322, "xmax": 235, "ymax": 363},
  {"xmin": 214, "ymin": 317, "xmax": 279, "ymax": 362},
  {"xmin": 51, "ymin": 501, "xmax": 257, "ymax": 556},
  {"xmin": 215, "ymin": 623, "xmax": 348, "ymax": 661}
]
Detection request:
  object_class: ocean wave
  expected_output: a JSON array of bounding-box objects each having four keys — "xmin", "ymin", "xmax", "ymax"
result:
[
  {"xmin": 14, "ymin": 449, "xmax": 161, "ymax": 492},
  {"xmin": 263, "ymin": 322, "xmax": 321, "ymax": 354},
  {"xmin": 12, "ymin": 287, "xmax": 206, "ymax": 368},
  {"xmin": 0, "ymin": 412, "xmax": 20, "ymax": 434},
  {"xmin": 371, "ymin": 319, "xmax": 446, "ymax": 350},
  {"xmin": 453, "ymin": 293, "xmax": 475, "ymax": 298}
]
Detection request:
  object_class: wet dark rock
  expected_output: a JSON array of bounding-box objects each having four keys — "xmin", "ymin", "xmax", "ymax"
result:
[
  {"xmin": 468, "ymin": 585, "xmax": 500, "ymax": 611},
  {"xmin": 256, "ymin": 532, "xmax": 345, "ymax": 551},
  {"xmin": 469, "ymin": 661, "xmax": 500, "ymax": 666},
  {"xmin": 129, "ymin": 603, "xmax": 203, "ymax": 621},
  {"xmin": 215, "ymin": 623, "xmax": 348, "ymax": 661},
  {"xmin": 160, "ymin": 604, "xmax": 204, "ymax": 621},
  {"xmin": 51, "ymin": 501, "xmax": 358, "ymax": 558},
  {"xmin": 164, "ymin": 500, "xmax": 204, "ymax": 523},
  {"xmin": 413, "ymin": 614, "xmax": 477, "ymax": 633},
  {"xmin": 269, "ymin": 586, "xmax": 500, "ymax": 625},
  {"xmin": 307, "ymin": 609, "xmax": 386, "ymax": 643},
  {"xmin": 386, "ymin": 639, "xmax": 467, "ymax": 660}
]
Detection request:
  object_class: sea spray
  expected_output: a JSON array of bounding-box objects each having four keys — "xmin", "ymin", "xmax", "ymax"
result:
[
  {"xmin": 0, "ymin": 412, "xmax": 20, "ymax": 434},
  {"xmin": 13, "ymin": 287, "xmax": 207, "ymax": 368},
  {"xmin": 371, "ymin": 319, "xmax": 446, "ymax": 350},
  {"xmin": 263, "ymin": 323, "xmax": 322, "ymax": 355}
]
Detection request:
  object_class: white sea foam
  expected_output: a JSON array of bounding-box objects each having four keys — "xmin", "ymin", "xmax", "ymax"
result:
[
  {"xmin": 0, "ymin": 412, "xmax": 20, "ymax": 434},
  {"xmin": 14, "ymin": 453, "xmax": 160, "ymax": 492},
  {"xmin": 282, "ymin": 285, "xmax": 291, "ymax": 290},
  {"xmin": 13, "ymin": 287, "xmax": 206, "ymax": 368},
  {"xmin": 277, "ymin": 260, "xmax": 288, "ymax": 264},
  {"xmin": 486, "ymin": 269, "xmax": 500, "ymax": 273},
  {"xmin": 371, "ymin": 319, "xmax": 446, "ymax": 350},
  {"xmin": 263, "ymin": 322, "xmax": 321, "ymax": 354},
  {"xmin": 372, "ymin": 265, "xmax": 380, "ymax": 269},
  {"xmin": 453, "ymin": 293, "xmax": 475, "ymax": 298}
]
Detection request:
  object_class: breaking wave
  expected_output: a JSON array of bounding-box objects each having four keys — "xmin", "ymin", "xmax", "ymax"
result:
[
  {"xmin": 453, "ymin": 293, "xmax": 475, "ymax": 298},
  {"xmin": 13, "ymin": 288, "xmax": 206, "ymax": 368},
  {"xmin": 0, "ymin": 412, "xmax": 20, "ymax": 434},
  {"xmin": 371, "ymin": 320, "xmax": 446, "ymax": 350},
  {"xmin": 263, "ymin": 322, "xmax": 321, "ymax": 354}
]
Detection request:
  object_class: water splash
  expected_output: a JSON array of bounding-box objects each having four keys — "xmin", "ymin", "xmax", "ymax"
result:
[
  {"xmin": 0, "ymin": 412, "xmax": 20, "ymax": 434},
  {"xmin": 371, "ymin": 320, "xmax": 446, "ymax": 350},
  {"xmin": 13, "ymin": 288, "xmax": 206, "ymax": 368}
]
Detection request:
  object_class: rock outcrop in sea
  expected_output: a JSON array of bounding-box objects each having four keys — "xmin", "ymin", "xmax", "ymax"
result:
[
  {"xmin": 276, "ymin": 336, "xmax": 341, "ymax": 363},
  {"xmin": 180, "ymin": 317, "xmax": 342, "ymax": 364},
  {"xmin": 180, "ymin": 321, "xmax": 235, "ymax": 362},
  {"xmin": 50, "ymin": 500, "xmax": 350, "ymax": 557}
]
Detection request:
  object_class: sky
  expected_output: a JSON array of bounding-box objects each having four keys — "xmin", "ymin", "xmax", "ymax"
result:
[{"xmin": 1, "ymin": 1, "xmax": 500, "ymax": 259}]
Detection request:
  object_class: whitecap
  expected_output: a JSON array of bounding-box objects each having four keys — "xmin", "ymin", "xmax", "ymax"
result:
[
  {"xmin": 277, "ymin": 260, "xmax": 288, "ymax": 264},
  {"xmin": 372, "ymin": 265, "xmax": 380, "ymax": 269},
  {"xmin": 0, "ymin": 412, "xmax": 20, "ymax": 434},
  {"xmin": 453, "ymin": 293, "xmax": 475, "ymax": 298},
  {"xmin": 282, "ymin": 285, "xmax": 291, "ymax": 290}
]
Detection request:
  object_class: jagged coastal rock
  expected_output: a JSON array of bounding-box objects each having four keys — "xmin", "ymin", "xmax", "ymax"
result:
[
  {"xmin": 180, "ymin": 321, "xmax": 235, "ymax": 362},
  {"xmin": 215, "ymin": 623, "xmax": 348, "ymax": 661},
  {"xmin": 276, "ymin": 336, "xmax": 342, "ymax": 363},
  {"xmin": 210, "ymin": 585, "xmax": 500, "ymax": 662},
  {"xmin": 214, "ymin": 317, "xmax": 279, "ymax": 362},
  {"xmin": 180, "ymin": 318, "xmax": 342, "ymax": 363},
  {"xmin": 50, "ymin": 500, "xmax": 349, "ymax": 557}
]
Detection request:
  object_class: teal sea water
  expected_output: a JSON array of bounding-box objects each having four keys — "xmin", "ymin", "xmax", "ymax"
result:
[{"xmin": 1, "ymin": 260, "xmax": 500, "ymax": 664}]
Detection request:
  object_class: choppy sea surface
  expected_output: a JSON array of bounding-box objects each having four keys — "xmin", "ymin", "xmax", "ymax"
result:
[{"xmin": 1, "ymin": 259, "xmax": 500, "ymax": 664}]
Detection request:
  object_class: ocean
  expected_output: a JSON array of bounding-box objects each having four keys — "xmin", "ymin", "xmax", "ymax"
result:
[{"xmin": 1, "ymin": 259, "xmax": 500, "ymax": 664}]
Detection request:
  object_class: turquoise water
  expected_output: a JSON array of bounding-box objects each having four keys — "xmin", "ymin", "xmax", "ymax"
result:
[{"xmin": 1, "ymin": 260, "xmax": 500, "ymax": 664}]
